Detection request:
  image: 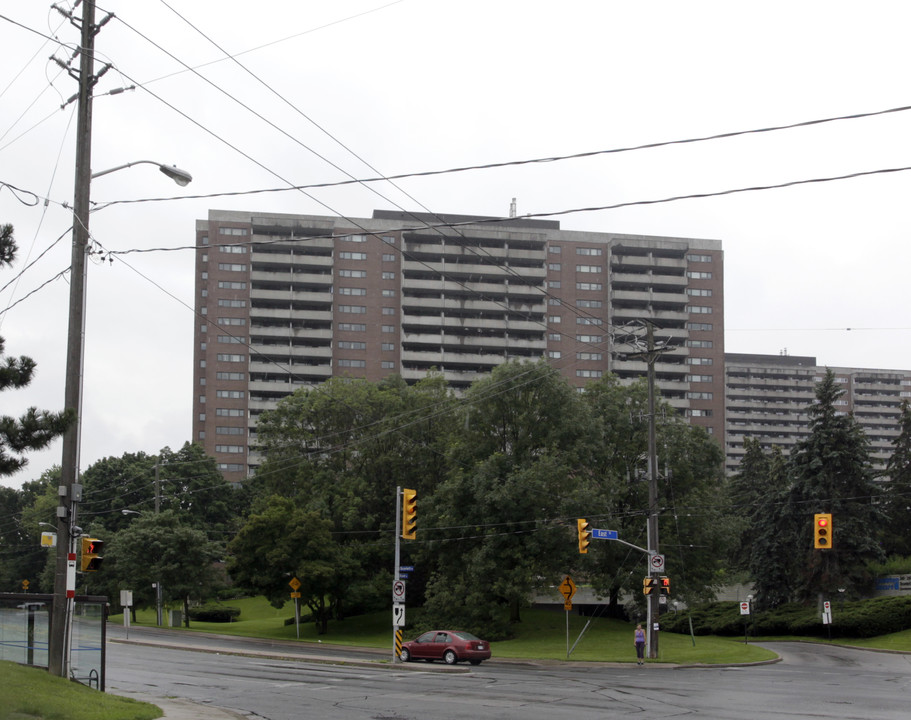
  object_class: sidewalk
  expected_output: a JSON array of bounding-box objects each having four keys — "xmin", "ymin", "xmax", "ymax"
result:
[{"xmin": 113, "ymin": 691, "xmax": 251, "ymax": 720}]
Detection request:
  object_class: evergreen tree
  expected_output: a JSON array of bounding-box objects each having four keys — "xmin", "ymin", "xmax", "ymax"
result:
[
  {"xmin": 0, "ymin": 224, "xmax": 73, "ymax": 476},
  {"xmin": 788, "ymin": 369, "xmax": 884, "ymax": 600},
  {"xmin": 882, "ymin": 400, "xmax": 911, "ymax": 556}
]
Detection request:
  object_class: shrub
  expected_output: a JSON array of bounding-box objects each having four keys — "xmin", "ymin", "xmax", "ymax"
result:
[{"xmin": 187, "ymin": 604, "xmax": 241, "ymax": 623}]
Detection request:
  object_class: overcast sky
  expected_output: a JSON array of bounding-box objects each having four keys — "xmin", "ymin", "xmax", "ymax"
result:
[{"xmin": 2, "ymin": 0, "xmax": 910, "ymax": 489}]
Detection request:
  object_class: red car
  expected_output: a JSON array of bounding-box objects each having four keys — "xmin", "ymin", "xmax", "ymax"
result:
[{"xmin": 400, "ymin": 630, "xmax": 491, "ymax": 665}]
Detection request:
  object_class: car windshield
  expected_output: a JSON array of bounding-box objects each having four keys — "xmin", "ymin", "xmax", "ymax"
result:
[{"xmin": 451, "ymin": 631, "xmax": 481, "ymax": 641}]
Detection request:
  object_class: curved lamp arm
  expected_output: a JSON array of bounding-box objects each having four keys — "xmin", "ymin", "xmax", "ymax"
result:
[{"xmin": 91, "ymin": 160, "xmax": 193, "ymax": 186}]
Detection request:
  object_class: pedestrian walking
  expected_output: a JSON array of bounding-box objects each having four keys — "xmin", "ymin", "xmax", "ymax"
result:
[{"xmin": 634, "ymin": 624, "xmax": 646, "ymax": 665}]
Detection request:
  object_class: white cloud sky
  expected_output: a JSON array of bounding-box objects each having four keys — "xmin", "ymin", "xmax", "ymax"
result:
[{"xmin": 2, "ymin": 0, "xmax": 910, "ymax": 488}]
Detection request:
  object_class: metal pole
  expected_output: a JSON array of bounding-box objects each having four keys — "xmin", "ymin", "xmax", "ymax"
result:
[
  {"xmin": 645, "ymin": 322, "xmax": 660, "ymax": 659},
  {"xmin": 155, "ymin": 462, "xmax": 162, "ymax": 626},
  {"xmin": 49, "ymin": 0, "xmax": 96, "ymax": 678},
  {"xmin": 393, "ymin": 486, "xmax": 401, "ymax": 663}
]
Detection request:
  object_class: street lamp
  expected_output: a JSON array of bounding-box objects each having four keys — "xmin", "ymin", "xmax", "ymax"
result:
[
  {"xmin": 49, "ymin": 155, "xmax": 191, "ymax": 678},
  {"xmin": 91, "ymin": 160, "xmax": 192, "ymax": 186}
]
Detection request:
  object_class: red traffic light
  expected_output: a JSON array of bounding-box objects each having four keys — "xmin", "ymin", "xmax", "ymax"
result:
[{"xmin": 817, "ymin": 517, "xmax": 829, "ymax": 527}]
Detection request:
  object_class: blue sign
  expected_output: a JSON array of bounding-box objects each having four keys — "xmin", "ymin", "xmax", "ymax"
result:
[
  {"xmin": 399, "ymin": 565, "xmax": 414, "ymax": 572},
  {"xmin": 593, "ymin": 529, "xmax": 618, "ymax": 540}
]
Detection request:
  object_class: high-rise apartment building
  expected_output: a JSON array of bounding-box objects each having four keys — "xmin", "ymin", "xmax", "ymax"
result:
[
  {"xmin": 725, "ymin": 353, "xmax": 911, "ymax": 475},
  {"xmin": 193, "ymin": 209, "xmax": 724, "ymax": 482}
]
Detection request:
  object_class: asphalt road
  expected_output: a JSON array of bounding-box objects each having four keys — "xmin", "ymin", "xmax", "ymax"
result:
[{"xmin": 105, "ymin": 627, "xmax": 911, "ymax": 720}]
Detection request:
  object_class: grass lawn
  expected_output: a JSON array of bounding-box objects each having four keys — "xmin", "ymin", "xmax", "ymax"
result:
[
  {"xmin": 0, "ymin": 661, "xmax": 160, "ymax": 720},
  {"xmin": 113, "ymin": 599, "xmax": 778, "ymax": 664}
]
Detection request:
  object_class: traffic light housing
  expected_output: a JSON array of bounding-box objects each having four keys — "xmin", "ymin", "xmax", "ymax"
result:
[
  {"xmin": 659, "ymin": 576, "xmax": 670, "ymax": 596},
  {"xmin": 80, "ymin": 537, "xmax": 104, "ymax": 572},
  {"xmin": 814, "ymin": 513, "xmax": 833, "ymax": 549},
  {"xmin": 643, "ymin": 577, "xmax": 656, "ymax": 595},
  {"xmin": 402, "ymin": 488, "xmax": 417, "ymax": 540},
  {"xmin": 577, "ymin": 518, "xmax": 592, "ymax": 554}
]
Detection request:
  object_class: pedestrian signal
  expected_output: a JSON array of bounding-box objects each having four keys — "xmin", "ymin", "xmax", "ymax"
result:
[
  {"xmin": 80, "ymin": 537, "xmax": 104, "ymax": 572},
  {"xmin": 643, "ymin": 577, "xmax": 657, "ymax": 595},
  {"xmin": 659, "ymin": 576, "xmax": 670, "ymax": 595}
]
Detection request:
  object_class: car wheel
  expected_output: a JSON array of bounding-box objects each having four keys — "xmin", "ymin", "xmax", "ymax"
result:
[
  {"xmin": 469, "ymin": 660, "xmax": 482, "ymax": 666},
  {"xmin": 400, "ymin": 648, "xmax": 411, "ymax": 662},
  {"xmin": 443, "ymin": 649, "xmax": 458, "ymax": 665}
]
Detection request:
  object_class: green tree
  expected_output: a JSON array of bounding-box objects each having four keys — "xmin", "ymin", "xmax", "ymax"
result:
[
  {"xmin": 421, "ymin": 360, "xmax": 594, "ymax": 637},
  {"xmin": 226, "ymin": 495, "xmax": 354, "ymax": 634},
  {"xmin": 0, "ymin": 224, "xmax": 73, "ymax": 476},
  {"xmin": 882, "ymin": 400, "xmax": 911, "ymax": 556},
  {"xmin": 788, "ymin": 369, "xmax": 884, "ymax": 600},
  {"xmin": 103, "ymin": 509, "xmax": 223, "ymax": 625}
]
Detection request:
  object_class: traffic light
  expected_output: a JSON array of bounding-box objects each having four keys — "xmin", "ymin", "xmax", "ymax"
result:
[
  {"xmin": 643, "ymin": 577, "xmax": 656, "ymax": 595},
  {"xmin": 577, "ymin": 518, "xmax": 592, "ymax": 554},
  {"xmin": 80, "ymin": 537, "xmax": 104, "ymax": 572},
  {"xmin": 814, "ymin": 513, "xmax": 833, "ymax": 549},
  {"xmin": 659, "ymin": 576, "xmax": 670, "ymax": 596},
  {"xmin": 402, "ymin": 488, "xmax": 417, "ymax": 540}
]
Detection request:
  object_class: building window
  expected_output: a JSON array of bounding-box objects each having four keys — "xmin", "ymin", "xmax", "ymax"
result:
[
  {"xmin": 219, "ymin": 244, "xmax": 247, "ymax": 254},
  {"xmin": 338, "ymin": 359, "xmax": 366, "ymax": 368},
  {"xmin": 342, "ymin": 234, "xmax": 366, "ymax": 243},
  {"xmin": 686, "ymin": 357, "xmax": 713, "ymax": 365},
  {"xmin": 548, "ymin": 246, "xmax": 561, "ymax": 254},
  {"xmin": 339, "ymin": 305, "xmax": 367, "ymax": 314},
  {"xmin": 217, "ymin": 463, "xmax": 244, "ymax": 472},
  {"xmin": 216, "ymin": 353, "xmax": 245, "ymax": 362},
  {"xmin": 216, "ymin": 426, "xmax": 245, "ymax": 435},
  {"xmin": 217, "ymin": 281, "xmax": 247, "ymax": 289},
  {"xmin": 687, "ymin": 270, "xmax": 713, "ymax": 279},
  {"xmin": 219, "ymin": 227, "xmax": 249, "ymax": 236},
  {"xmin": 576, "ymin": 282, "xmax": 603, "ymax": 291},
  {"xmin": 216, "ymin": 408, "xmax": 245, "ymax": 417},
  {"xmin": 576, "ymin": 317, "xmax": 602, "ymax": 325},
  {"xmin": 382, "ymin": 307, "xmax": 395, "ymax": 315},
  {"xmin": 382, "ymin": 289, "xmax": 395, "ymax": 297},
  {"xmin": 218, "ymin": 263, "xmax": 247, "ymax": 272},
  {"xmin": 199, "ymin": 377, "xmax": 206, "ymax": 386},
  {"xmin": 576, "ymin": 299, "xmax": 602, "ymax": 308},
  {"xmin": 383, "ymin": 253, "xmax": 395, "ymax": 262},
  {"xmin": 548, "ymin": 298, "xmax": 561, "ymax": 306},
  {"xmin": 548, "ymin": 263, "xmax": 562, "ymax": 271},
  {"xmin": 576, "ymin": 247, "xmax": 603, "ymax": 256},
  {"xmin": 382, "ymin": 343, "xmax": 394, "ymax": 351},
  {"xmin": 216, "ymin": 371, "xmax": 245, "ymax": 380},
  {"xmin": 382, "ymin": 271, "xmax": 395, "ymax": 279},
  {"xmin": 338, "ymin": 287, "xmax": 367, "ymax": 295},
  {"xmin": 218, "ymin": 298, "xmax": 246, "ymax": 307},
  {"xmin": 575, "ymin": 265, "xmax": 602, "ymax": 273},
  {"xmin": 382, "ymin": 325, "xmax": 395, "ymax": 333},
  {"xmin": 687, "ymin": 253, "xmax": 712, "ymax": 262},
  {"xmin": 577, "ymin": 352, "xmax": 602, "ymax": 361},
  {"xmin": 548, "ymin": 333, "xmax": 561, "ymax": 341},
  {"xmin": 576, "ymin": 335, "xmax": 602, "ymax": 344},
  {"xmin": 338, "ymin": 323, "xmax": 366, "ymax": 331},
  {"xmin": 548, "ymin": 351, "xmax": 562, "ymax": 359},
  {"xmin": 687, "ymin": 288, "xmax": 713, "ymax": 297},
  {"xmin": 382, "ymin": 236, "xmax": 395, "ymax": 244},
  {"xmin": 686, "ymin": 391, "xmax": 714, "ymax": 400},
  {"xmin": 687, "ymin": 322, "xmax": 713, "ymax": 331},
  {"xmin": 338, "ymin": 341, "xmax": 366, "ymax": 349},
  {"xmin": 686, "ymin": 374, "xmax": 713, "ymax": 383},
  {"xmin": 218, "ymin": 317, "xmax": 246, "ymax": 326},
  {"xmin": 576, "ymin": 369, "xmax": 603, "ymax": 378},
  {"xmin": 339, "ymin": 251, "xmax": 367, "ymax": 260},
  {"xmin": 215, "ymin": 444, "xmax": 245, "ymax": 453},
  {"xmin": 549, "ymin": 315, "xmax": 562, "ymax": 323},
  {"xmin": 548, "ymin": 281, "xmax": 562, "ymax": 289},
  {"xmin": 216, "ymin": 390, "xmax": 245, "ymax": 399},
  {"xmin": 686, "ymin": 339, "xmax": 713, "ymax": 348},
  {"xmin": 339, "ymin": 269, "xmax": 367, "ymax": 278},
  {"xmin": 381, "ymin": 361, "xmax": 395, "ymax": 369},
  {"xmin": 687, "ymin": 305, "xmax": 713, "ymax": 314},
  {"xmin": 688, "ymin": 409, "xmax": 713, "ymax": 417},
  {"xmin": 217, "ymin": 335, "xmax": 245, "ymax": 344},
  {"xmin": 201, "ymin": 271, "xmax": 208, "ymax": 280}
]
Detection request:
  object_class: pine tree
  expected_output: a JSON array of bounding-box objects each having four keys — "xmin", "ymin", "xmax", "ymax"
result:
[
  {"xmin": 882, "ymin": 400, "xmax": 911, "ymax": 556},
  {"xmin": 0, "ymin": 224, "xmax": 73, "ymax": 475},
  {"xmin": 787, "ymin": 369, "xmax": 884, "ymax": 600}
]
